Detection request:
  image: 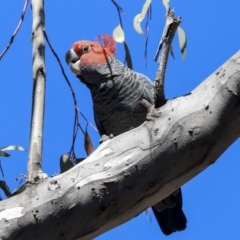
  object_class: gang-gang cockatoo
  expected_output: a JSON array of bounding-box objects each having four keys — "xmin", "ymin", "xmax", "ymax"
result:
[{"xmin": 65, "ymin": 35, "xmax": 187, "ymax": 235}]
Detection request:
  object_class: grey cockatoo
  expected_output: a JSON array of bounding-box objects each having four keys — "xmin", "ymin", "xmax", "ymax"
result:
[{"xmin": 65, "ymin": 35, "xmax": 187, "ymax": 235}]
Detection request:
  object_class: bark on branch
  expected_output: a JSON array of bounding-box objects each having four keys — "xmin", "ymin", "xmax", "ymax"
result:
[{"xmin": 0, "ymin": 51, "xmax": 240, "ymax": 240}]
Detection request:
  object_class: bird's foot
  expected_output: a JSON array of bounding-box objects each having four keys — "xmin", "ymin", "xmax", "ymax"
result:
[{"xmin": 141, "ymin": 99, "xmax": 161, "ymax": 121}]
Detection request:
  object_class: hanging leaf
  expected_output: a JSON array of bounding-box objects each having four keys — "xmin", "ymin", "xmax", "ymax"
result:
[
  {"xmin": 123, "ymin": 41, "xmax": 133, "ymax": 70},
  {"xmin": 84, "ymin": 129, "xmax": 94, "ymax": 156},
  {"xmin": 177, "ymin": 26, "xmax": 187, "ymax": 60},
  {"xmin": 162, "ymin": 0, "xmax": 170, "ymax": 12},
  {"xmin": 113, "ymin": 24, "xmax": 125, "ymax": 43},
  {"xmin": 0, "ymin": 145, "xmax": 26, "ymax": 152},
  {"xmin": 133, "ymin": 14, "xmax": 144, "ymax": 34},
  {"xmin": 60, "ymin": 154, "xmax": 73, "ymax": 173},
  {"xmin": 0, "ymin": 180, "xmax": 11, "ymax": 198},
  {"xmin": 140, "ymin": 0, "xmax": 152, "ymax": 19},
  {"xmin": 133, "ymin": 0, "xmax": 151, "ymax": 35}
]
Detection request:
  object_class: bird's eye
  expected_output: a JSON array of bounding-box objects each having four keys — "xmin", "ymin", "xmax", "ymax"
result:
[{"xmin": 83, "ymin": 45, "xmax": 89, "ymax": 53}]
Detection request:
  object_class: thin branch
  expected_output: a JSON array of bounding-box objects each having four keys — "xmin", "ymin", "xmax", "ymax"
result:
[
  {"xmin": 28, "ymin": 0, "xmax": 45, "ymax": 183},
  {"xmin": 44, "ymin": 30, "xmax": 80, "ymax": 159},
  {"xmin": 76, "ymin": 107, "xmax": 99, "ymax": 133},
  {"xmin": 0, "ymin": 0, "xmax": 29, "ymax": 61},
  {"xmin": 153, "ymin": 9, "xmax": 181, "ymax": 108},
  {"xmin": 43, "ymin": 30, "xmax": 97, "ymax": 160}
]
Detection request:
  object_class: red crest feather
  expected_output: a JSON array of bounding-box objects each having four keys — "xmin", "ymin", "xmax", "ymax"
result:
[
  {"xmin": 97, "ymin": 34, "xmax": 116, "ymax": 55},
  {"xmin": 71, "ymin": 34, "xmax": 117, "ymax": 66}
]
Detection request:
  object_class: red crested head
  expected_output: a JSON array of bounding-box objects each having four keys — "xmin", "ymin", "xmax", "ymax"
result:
[
  {"xmin": 70, "ymin": 34, "xmax": 116, "ymax": 66},
  {"xmin": 65, "ymin": 34, "xmax": 120, "ymax": 80}
]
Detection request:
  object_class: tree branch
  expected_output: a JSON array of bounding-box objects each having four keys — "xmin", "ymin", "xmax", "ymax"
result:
[
  {"xmin": 27, "ymin": 0, "xmax": 46, "ymax": 183},
  {"xmin": 1, "ymin": 51, "xmax": 240, "ymax": 239},
  {"xmin": 154, "ymin": 9, "xmax": 181, "ymax": 108}
]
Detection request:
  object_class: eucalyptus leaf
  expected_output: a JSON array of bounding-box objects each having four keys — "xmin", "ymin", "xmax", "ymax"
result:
[
  {"xmin": 0, "ymin": 145, "xmax": 26, "ymax": 152},
  {"xmin": 133, "ymin": 13, "xmax": 144, "ymax": 34},
  {"xmin": 162, "ymin": 0, "xmax": 170, "ymax": 12},
  {"xmin": 113, "ymin": 24, "xmax": 125, "ymax": 43},
  {"xmin": 177, "ymin": 26, "xmax": 187, "ymax": 60},
  {"xmin": 140, "ymin": 0, "xmax": 151, "ymax": 19}
]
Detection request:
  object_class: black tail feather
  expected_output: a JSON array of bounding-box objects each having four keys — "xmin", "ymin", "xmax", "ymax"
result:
[{"xmin": 152, "ymin": 188, "xmax": 187, "ymax": 235}]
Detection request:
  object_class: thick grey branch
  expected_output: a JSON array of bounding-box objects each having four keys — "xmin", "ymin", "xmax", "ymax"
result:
[
  {"xmin": 0, "ymin": 51, "xmax": 240, "ymax": 240},
  {"xmin": 27, "ymin": 0, "xmax": 46, "ymax": 183}
]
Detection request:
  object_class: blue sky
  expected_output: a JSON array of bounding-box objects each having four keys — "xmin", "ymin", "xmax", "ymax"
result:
[{"xmin": 0, "ymin": 0, "xmax": 240, "ymax": 239}]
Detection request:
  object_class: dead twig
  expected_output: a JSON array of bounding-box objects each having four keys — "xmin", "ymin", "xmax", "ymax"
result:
[{"xmin": 154, "ymin": 9, "xmax": 181, "ymax": 108}]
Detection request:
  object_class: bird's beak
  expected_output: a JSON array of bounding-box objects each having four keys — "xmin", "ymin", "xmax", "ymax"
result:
[
  {"xmin": 65, "ymin": 48, "xmax": 79, "ymax": 64},
  {"xmin": 65, "ymin": 49, "xmax": 81, "ymax": 75}
]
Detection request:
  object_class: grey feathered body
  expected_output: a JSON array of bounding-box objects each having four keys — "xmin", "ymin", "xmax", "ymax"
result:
[{"xmin": 78, "ymin": 57, "xmax": 154, "ymax": 136}]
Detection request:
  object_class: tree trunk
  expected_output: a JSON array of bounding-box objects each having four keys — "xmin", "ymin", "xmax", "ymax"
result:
[{"xmin": 0, "ymin": 51, "xmax": 239, "ymax": 240}]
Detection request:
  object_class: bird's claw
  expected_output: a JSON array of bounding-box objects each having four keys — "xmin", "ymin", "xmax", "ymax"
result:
[{"xmin": 141, "ymin": 99, "xmax": 161, "ymax": 121}]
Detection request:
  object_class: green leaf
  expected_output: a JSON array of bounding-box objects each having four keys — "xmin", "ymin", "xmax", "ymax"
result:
[
  {"xmin": 0, "ymin": 145, "xmax": 26, "ymax": 152},
  {"xmin": 0, "ymin": 180, "xmax": 11, "ymax": 198},
  {"xmin": 0, "ymin": 150, "xmax": 10, "ymax": 157},
  {"xmin": 113, "ymin": 24, "xmax": 125, "ymax": 43},
  {"xmin": 177, "ymin": 26, "xmax": 187, "ymax": 60},
  {"xmin": 123, "ymin": 41, "xmax": 133, "ymax": 70}
]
